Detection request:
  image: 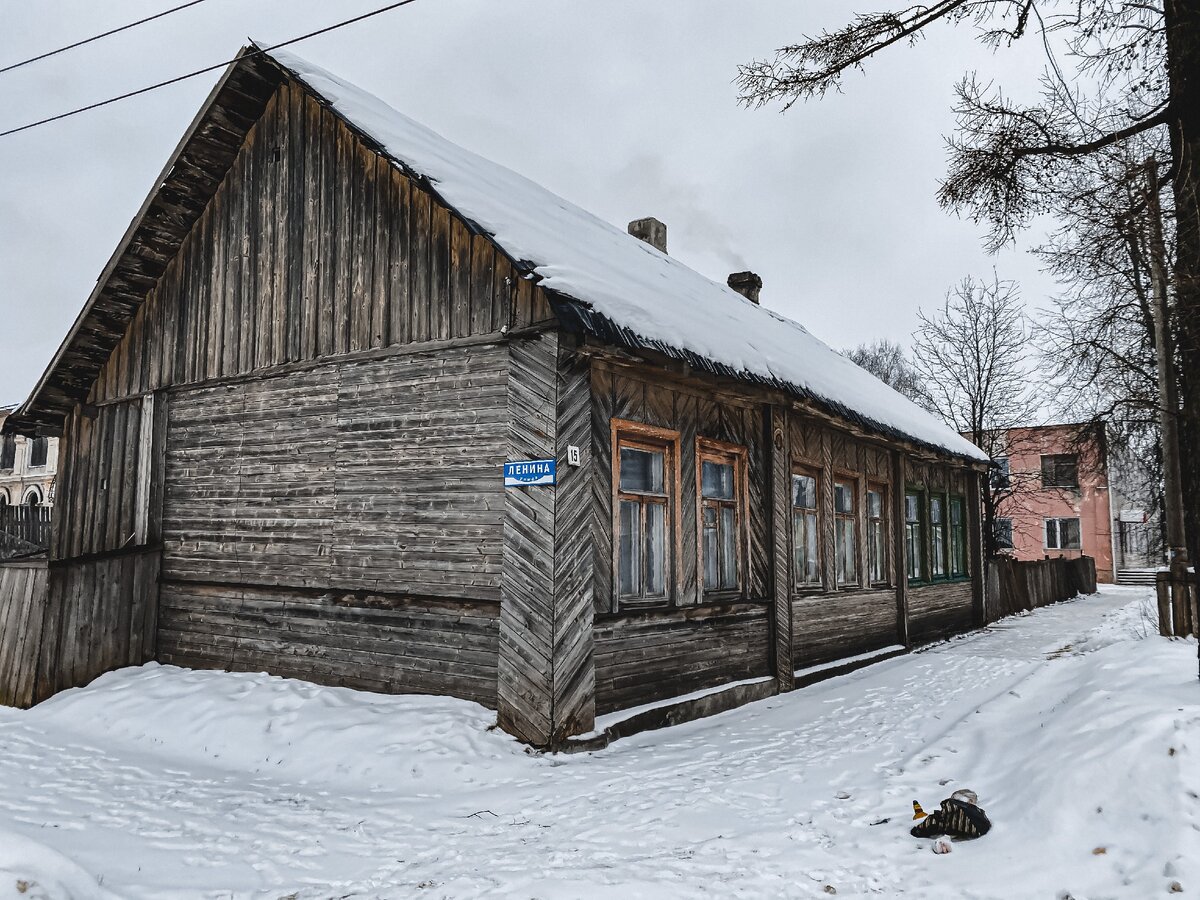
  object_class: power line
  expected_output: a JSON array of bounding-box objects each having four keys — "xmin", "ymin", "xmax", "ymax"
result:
[
  {"xmin": 0, "ymin": 0, "xmax": 213, "ymax": 76},
  {"xmin": 0, "ymin": 0, "xmax": 421, "ymax": 139}
]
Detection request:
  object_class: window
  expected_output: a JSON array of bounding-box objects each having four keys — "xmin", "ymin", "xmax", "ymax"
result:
[
  {"xmin": 28, "ymin": 436, "xmax": 48, "ymax": 468},
  {"xmin": 1045, "ymin": 517, "xmax": 1081, "ymax": 550},
  {"xmin": 1041, "ymin": 454, "xmax": 1078, "ymax": 488},
  {"xmin": 905, "ymin": 491, "xmax": 924, "ymax": 582},
  {"xmin": 867, "ymin": 485, "xmax": 887, "ymax": 584},
  {"xmin": 834, "ymin": 479, "xmax": 858, "ymax": 586},
  {"xmin": 0, "ymin": 491, "xmax": 8, "ymax": 508},
  {"xmin": 23, "ymin": 487, "xmax": 41, "ymax": 507},
  {"xmin": 991, "ymin": 457, "xmax": 1011, "ymax": 490},
  {"xmin": 698, "ymin": 441, "xmax": 746, "ymax": 595},
  {"xmin": 930, "ymin": 495, "xmax": 947, "ymax": 578},
  {"xmin": 949, "ymin": 496, "xmax": 967, "ymax": 576},
  {"xmin": 792, "ymin": 469, "xmax": 820, "ymax": 589},
  {"xmin": 613, "ymin": 422, "xmax": 679, "ymax": 606},
  {"xmin": 0, "ymin": 434, "xmax": 14, "ymax": 470},
  {"xmin": 994, "ymin": 517, "xmax": 1014, "ymax": 549}
]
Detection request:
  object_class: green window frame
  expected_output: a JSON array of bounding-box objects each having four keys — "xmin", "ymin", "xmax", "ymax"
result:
[
  {"xmin": 949, "ymin": 495, "xmax": 968, "ymax": 577},
  {"xmin": 904, "ymin": 489, "xmax": 925, "ymax": 583},
  {"xmin": 930, "ymin": 494, "xmax": 948, "ymax": 579}
]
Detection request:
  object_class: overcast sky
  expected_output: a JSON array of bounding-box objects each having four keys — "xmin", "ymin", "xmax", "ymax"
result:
[{"xmin": 0, "ymin": 1, "xmax": 1062, "ymax": 408}]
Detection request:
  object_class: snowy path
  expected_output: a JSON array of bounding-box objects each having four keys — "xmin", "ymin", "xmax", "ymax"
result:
[{"xmin": 2, "ymin": 586, "xmax": 1198, "ymax": 899}]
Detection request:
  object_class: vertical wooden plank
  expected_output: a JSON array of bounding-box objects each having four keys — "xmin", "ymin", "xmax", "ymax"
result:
[
  {"xmin": 677, "ymin": 391, "xmax": 699, "ymax": 605},
  {"xmin": 893, "ymin": 448, "xmax": 910, "ymax": 647},
  {"xmin": 133, "ymin": 395, "xmax": 155, "ymax": 545},
  {"xmin": 491, "ymin": 252, "xmax": 509, "ymax": 335},
  {"xmin": 349, "ymin": 143, "xmax": 371, "ymax": 351},
  {"xmin": 287, "ymin": 80, "xmax": 306, "ymax": 363},
  {"xmin": 966, "ymin": 467, "xmax": 985, "ymax": 626},
  {"xmin": 820, "ymin": 429, "xmax": 835, "ymax": 592},
  {"xmin": 272, "ymin": 85, "xmax": 291, "ymax": 367},
  {"xmin": 239, "ymin": 125, "xmax": 259, "ymax": 373},
  {"xmin": 770, "ymin": 404, "xmax": 794, "ymax": 689},
  {"xmin": 371, "ymin": 154, "xmax": 391, "ymax": 348},
  {"xmin": 315, "ymin": 105, "xmax": 335, "ymax": 359},
  {"xmin": 468, "ymin": 235, "xmax": 493, "ymax": 336},
  {"xmin": 410, "ymin": 187, "xmax": 431, "ymax": 342},
  {"xmin": 256, "ymin": 92, "xmax": 278, "ymax": 370},
  {"xmin": 431, "ymin": 202, "xmax": 451, "ymax": 341},
  {"xmin": 333, "ymin": 113, "xmax": 352, "ymax": 356},
  {"xmin": 208, "ymin": 190, "xmax": 227, "ymax": 380},
  {"xmin": 449, "ymin": 216, "xmax": 472, "ymax": 337},
  {"xmin": 387, "ymin": 172, "xmax": 411, "ymax": 345}
]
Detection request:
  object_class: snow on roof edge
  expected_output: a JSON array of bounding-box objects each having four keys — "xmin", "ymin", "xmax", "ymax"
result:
[{"xmin": 258, "ymin": 44, "xmax": 988, "ymax": 463}]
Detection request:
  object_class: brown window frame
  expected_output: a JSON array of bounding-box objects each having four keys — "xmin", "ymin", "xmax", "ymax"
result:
[
  {"xmin": 832, "ymin": 472, "xmax": 861, "ymax": 589},
  {"xmin": 791, "ymin": 464, "xmax": 823, "ymax": 592},
  {"xmin": 611, "ymin": 419, "xmax": 682, "ymax": 611},
  {"xmin": 1041, "ymin": 454, "xmax": 1079, "ymax": 488},
  {"xmin": 696, "ymin": 438, "xmax": 750, "ymax": 601},
  {"xmin": 866, "ymin": 482, "xmax": 889, "ymax": 586}
]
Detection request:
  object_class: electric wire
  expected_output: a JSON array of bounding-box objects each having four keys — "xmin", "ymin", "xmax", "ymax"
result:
[
  {"xmin": 0, "ymin": 0, "xmax": 213, "ymax": 76},
  {"xmin": 0, "ymin": 0, "xmax": 421, "ymax": 139}
]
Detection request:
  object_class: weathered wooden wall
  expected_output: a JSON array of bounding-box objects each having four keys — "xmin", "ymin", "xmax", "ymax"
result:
[
  {"xmin": 593, "ymin": 604, "xmax": 770, "ymax": 715},
  {"xmin": 38, "ymin": 75, "xmax": 557, "ymax": 710},
  {"xmin": 1, "ymin": 553, "xmax": 158, "ymax": 708},
  {"xmin": 86, "ymin": 80, "xmax": 548, "ymax": 411},
  {"xmin": 789, "ymin": 415, "xmax": 901, "ymax": 669},
  {"xmin": 157, "ymin": 582, "xmax": 499, "ymax": 703},
  {"xmin": 497, "ymin": 334, "xmax": 597, "ymax": 744},
  {"xmin": 0, "ymin": 558, "xmax": 49, "ymax": 707}
]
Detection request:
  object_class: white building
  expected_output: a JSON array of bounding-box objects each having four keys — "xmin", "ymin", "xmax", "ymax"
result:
[{"xmin": 0, "ymin": 408, "xmax": 57, "ymax": 507}]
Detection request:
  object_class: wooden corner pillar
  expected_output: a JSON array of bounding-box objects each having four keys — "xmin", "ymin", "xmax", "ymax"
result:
[
  {"xmin": 498, "ymin": 332, "xmax": 596, "ymax": 747},
  {"xmin": 769, "ymin": 405, "xmax": 794, "ymax": 690},
  {"xmin": 967, "ymin": 468, "xmax": 986, "ymax": 627},
  {"xmin": 892, "ymin": 449, "xmax": 911, "ymax": 648}
]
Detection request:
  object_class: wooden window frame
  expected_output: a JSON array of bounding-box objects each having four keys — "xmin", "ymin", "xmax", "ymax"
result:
[
  {"xmin": 832, "ymin": 471, "xmax": 861, "ymax": 589},
  {"xmin": 904, "ymin": 487, "xmax": 926, "ymax": 584},
  {"xmin": 866, "ymin": 481, "xmax": 889, "ymax": 587},
  {"xmin": 791, "ymin": 463, "xmax": 823, "ymax": 593},
  {"xmin": 696, "ymin": 437, "xmax": 750, "ymax": 602},
  {"xmin": 929, "ymin": 492, "xmax": 950, "ymax": 581},
  {"xmin": 27, "ymin": 436, "xmax": 48, "ymax": 469},
  {"xmin": 611, "ymin": 419, "xmax": 682, "ymax": 610}
]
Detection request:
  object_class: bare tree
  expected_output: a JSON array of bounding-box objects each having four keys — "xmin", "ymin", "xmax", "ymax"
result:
[
  {"xmin": 844, "ymin": 339, "xmax": 926, "ymax": 403},
  {"xmin": 736, "ymin": 0, "xmax": 1200, "ymax": 561},
  {"xmin": 912, "ymin": 274, "xmax": 1041, "ymax": 554}
]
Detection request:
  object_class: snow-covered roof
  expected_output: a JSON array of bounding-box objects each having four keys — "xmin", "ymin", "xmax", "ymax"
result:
[{"xmin": 269, "ymin": 48, "xmax": 983, "ymax": 461}]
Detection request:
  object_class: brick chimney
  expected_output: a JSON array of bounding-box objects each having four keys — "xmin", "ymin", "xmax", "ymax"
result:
[
  {"xmin": 628, "ymin": 217, "xmax": 667, "ymax": 254},
  {"xmin": 727, "ymin": 271, "xmax": 762, "ymax": 304}
]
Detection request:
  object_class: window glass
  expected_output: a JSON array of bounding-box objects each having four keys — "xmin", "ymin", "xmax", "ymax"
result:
[
  {"xmin": 905, "ymin": 491, "xmax": 924, "ymax": 581},
  {"xmin": 1046, "ymin": 517, "xmax": 1082, "ymax": 550},
  {"xmin": 793, "ymin": 472, "xmax": 820, "ymax": 587},
  {"xmin": 930, "ymin": 496, "xmax": 947, "ymax": 577},
  {"xmin": 994, "ymin": 517, "xmax": 1014, "ymax": 548},
  {"xmin": 618, "ymin": 499, "xmax": 641, "ymax": 596},
  {"xmin": 620, "ymin": 447, "xmax": 664, "ymax": 493},
  {"xmin": 615, "ymin": 429, "xmax": 676, "ymax": 605},
  {"xmin": 991, "ymin": 457, "xmax": 1011, "ymax": 489},
  {"xmin": 867, "ymin": 487, "xmax": 886, "ymax": 583},
  {"xmin": 949, "ymin": 496, "xmax": 967, "ymax": 576},
  {"xmin": 834, "ymin": 480, "xmax": 857, "ymax": 586},
  {"xmin": 1041, "ymin": 454, "xmax": 1079, "ymax": 488},
  {"xmin": 700, "ymin": 449, "xmax": 742, "ymax": 593},
  {"xmin": 701, "ymin": 460, "xmax": 735, "ymax": 500}
]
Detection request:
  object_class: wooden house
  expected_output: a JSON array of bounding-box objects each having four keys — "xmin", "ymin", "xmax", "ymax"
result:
[{"xmin": 1, "ymin": 46, "xmax": 988, "ymax": 746}]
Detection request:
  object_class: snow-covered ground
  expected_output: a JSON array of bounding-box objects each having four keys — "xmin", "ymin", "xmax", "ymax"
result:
[{"xmin": 1, "ymin": 585, "xmax": 1197, "ymax": 899}]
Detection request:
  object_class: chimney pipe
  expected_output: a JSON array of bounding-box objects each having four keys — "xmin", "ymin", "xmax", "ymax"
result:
[
  {"xmin": 628, "ymin": 217, "xmax": 667, "ymax": 254},
  {"xmin": 728, "ymin": 271, "xmax": 762, "ymax": 304}
]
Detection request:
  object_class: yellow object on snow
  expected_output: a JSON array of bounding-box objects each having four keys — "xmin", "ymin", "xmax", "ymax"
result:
[{"xmin": 912, "ymin": 801, "xmax": 927, "ymax": 820}]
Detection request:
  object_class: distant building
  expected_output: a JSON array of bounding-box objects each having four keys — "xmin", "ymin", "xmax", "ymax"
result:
[
  {"xmin": 0, "ymin": 407, "xmax": 56, "ymax": 508},
  {"xmin": 990, "ymin": 424, "xmax": 1114, "ymax": 583}
]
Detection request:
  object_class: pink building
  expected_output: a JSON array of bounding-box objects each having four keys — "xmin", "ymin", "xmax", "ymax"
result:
[{"xmin": 992, "ymin": 424, "xmax": 1114, "ymax": 583}]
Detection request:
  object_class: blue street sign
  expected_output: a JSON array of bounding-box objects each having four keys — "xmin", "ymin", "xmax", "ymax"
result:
[{"xmin": 504, "ymin": 459, "xmax": 556, "ymax": 487}]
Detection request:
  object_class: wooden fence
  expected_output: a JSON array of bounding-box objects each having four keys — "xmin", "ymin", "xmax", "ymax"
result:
[
  {"xmin": 985, "ymin": 556, "xmax": 1098, "ymax": 624},
  {"xmin": 0, "ymin": 549, "xmax": 160, "ymax": 710},
  {"xmin": 0, "ymin": 506, "xmax": 51, "ymax": 559},
  {"xmin": 1156, "ymin": 569, "xmax": 1196, "ymax": 637},
  {"xmin": 0, "ymin": 557, "xmax": 50, "ymax": 707}
]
